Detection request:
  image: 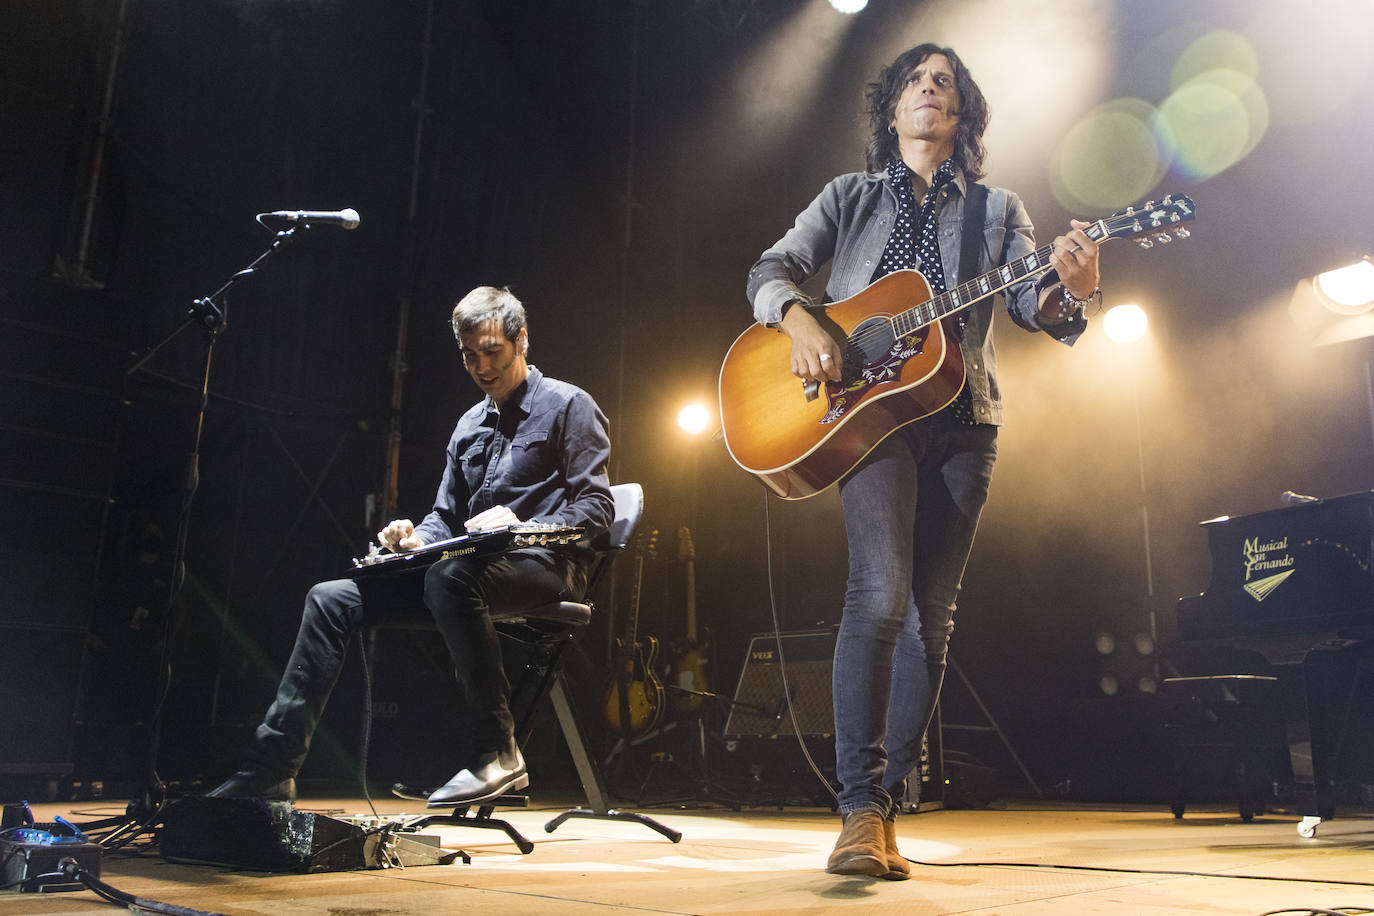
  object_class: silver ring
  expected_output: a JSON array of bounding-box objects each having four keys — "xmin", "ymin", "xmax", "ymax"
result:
[{"xmin": 819, "ymin": 354, "xmax": 832, "ymax": 361}]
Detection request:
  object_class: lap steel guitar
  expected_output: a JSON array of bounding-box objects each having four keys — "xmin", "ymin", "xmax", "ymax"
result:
[{"xmin": 350, "ymin": 524, "xmax": 584, "ymax": 577}]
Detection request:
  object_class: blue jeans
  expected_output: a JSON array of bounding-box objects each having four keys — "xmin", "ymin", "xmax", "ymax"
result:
[
  {"xmin": 243, "ymin": 547, "xmax": 588, "ymax": 778},
  {"xmin": 832, "ymin": 410, "xmax": 997, "ymax": 817}
]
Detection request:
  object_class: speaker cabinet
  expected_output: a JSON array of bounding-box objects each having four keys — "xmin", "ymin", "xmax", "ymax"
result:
[
  {"xmin": 724, "ymin": 628, "xmax": 837, "ymax": 739},
  {"xmin": 0, "ymin": 629, "xmax": 86, "ymax": 776}
]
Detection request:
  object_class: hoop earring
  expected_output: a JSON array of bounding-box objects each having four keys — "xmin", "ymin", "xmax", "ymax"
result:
[{"xmin": 888, "ymin": 124, "xmax": 896, "ymax": 136}]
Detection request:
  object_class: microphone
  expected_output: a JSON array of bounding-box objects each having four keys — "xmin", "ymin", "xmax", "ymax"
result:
[
  {"xmin": 258, "ymin": 208, "xmax": 360, "ymax": 229},
  {"xmin": 771, "ymin": 692, "xmax": 791, "ymax": 731}
]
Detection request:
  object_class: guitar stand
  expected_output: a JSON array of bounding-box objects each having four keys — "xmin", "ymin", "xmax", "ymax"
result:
[
  {"xmin": 644, "ymin": 688, "xmax": 743, "ymax": 811},
  {"xmin": 391, "ymin": 785, "xmax": 535, "ymax": 855},
  {"xmin": 543, "ymin": 674, "xmax": 682, "ymax": 843}
]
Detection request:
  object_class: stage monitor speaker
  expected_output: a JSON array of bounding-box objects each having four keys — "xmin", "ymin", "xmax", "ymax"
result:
[{"xmin": 724, "ymin": 628, "xmax": 836, "ymax": 739}]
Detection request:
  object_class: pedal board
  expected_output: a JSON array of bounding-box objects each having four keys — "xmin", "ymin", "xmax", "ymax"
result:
[{"xmin": 160, "ymin": 798, "xmax": 458, "ymax": 872}]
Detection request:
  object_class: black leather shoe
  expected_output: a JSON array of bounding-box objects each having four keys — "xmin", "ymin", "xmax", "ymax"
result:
[
  {"xmin": 427, "ymin": 742, "xmax": 527, "ymax": 807},
  {"xmin": 205, "ymin": 769, "xmax": 296, "ymax": 803}
]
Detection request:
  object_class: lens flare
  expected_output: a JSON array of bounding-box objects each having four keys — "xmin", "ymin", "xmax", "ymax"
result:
[{"xmin": 1051, "ymin": 99, "xmax": 1165, "ymax": 212}]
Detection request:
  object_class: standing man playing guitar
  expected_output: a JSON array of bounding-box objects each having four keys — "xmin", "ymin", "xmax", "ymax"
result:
[
  {"xmin": 745, "ymin": 44, "xmax": 1100, "ymax": 878},
  {"xmin": 207, "ymin": 286, "xmax": 614, "ymax": 808}
]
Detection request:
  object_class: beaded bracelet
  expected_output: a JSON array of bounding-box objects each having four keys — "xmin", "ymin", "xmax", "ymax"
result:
[{"xmin": 1045, "ymin": 284, "xmax": 1099, "ymax": 323}]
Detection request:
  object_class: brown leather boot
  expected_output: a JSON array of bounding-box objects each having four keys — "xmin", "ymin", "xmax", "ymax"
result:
[
  {"xmin": 882, "ymin": 819, "xmax": 911, "ymax": 880},
  {"xmin": 825, "ymin": 810, "xmax": 888, "ymax": 876}
]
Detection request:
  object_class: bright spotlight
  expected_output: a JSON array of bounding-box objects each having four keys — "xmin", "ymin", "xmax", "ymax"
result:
[
  {"xmin": 678, "ymin": 403, "xmax": 711, "ymax": 435},
  {"xmin": 1314, "ymin": 257, "xmax": 1374, "ymax": 315},
  {"xmin": 1103, "ymin": 303, "xmax": 1149, "ymax": 343},
  {"xmin": 829, "ymin": 0, "xmax": 867, "ymax": 12}
]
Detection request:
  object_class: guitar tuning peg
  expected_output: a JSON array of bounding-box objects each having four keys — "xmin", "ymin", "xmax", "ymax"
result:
[
  {"xmin": 1137, "ymin": 237, "xmax": 1154, "ymax": 249},
  {"xmin": 1174, "ymin": 228, "xmax": 1190, "ymax": 239},
  {"xmin": 1157, "ymin": 233, "xmax": 1172, "ymax": 244}
]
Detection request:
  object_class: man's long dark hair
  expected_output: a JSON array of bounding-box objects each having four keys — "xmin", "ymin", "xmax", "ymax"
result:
[{"xmin": 864, "ymin": 43, "xmax": 990, "ymax": 180}]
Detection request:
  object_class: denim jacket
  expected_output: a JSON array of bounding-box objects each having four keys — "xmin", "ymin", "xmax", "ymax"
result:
[{"xmin": 746, "ymin": 168, "xmax": 1083, "ymax": 426}]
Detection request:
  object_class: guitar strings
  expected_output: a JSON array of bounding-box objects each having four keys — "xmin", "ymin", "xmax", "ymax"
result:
[
  {"xmin": 839, "ymin": 244, "xmax": 1057, "ymax": 354},
  {"xmin": 838, "ymin": 215, "xmax": 1120, "ymax": 357}
]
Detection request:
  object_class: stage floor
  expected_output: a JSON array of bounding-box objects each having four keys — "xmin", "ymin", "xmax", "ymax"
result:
[{"xmin": 5, "ymin": 795, "xmax": 1374, "ymax": 915}]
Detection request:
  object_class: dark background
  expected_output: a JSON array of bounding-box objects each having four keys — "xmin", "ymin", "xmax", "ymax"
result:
[{"xmin": 3, "ymin": 0, "xmax": 1372, "ymax": 802}]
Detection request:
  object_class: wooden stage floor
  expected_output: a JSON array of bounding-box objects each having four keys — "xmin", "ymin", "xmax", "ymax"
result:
[{"xmin": 6, "ymin": 795, "xmax": 1374, "ymax": 915}]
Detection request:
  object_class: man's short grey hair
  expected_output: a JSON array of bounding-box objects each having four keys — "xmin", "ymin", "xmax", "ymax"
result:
[{"xmin": 451, "ymin": 286, "xmax": 527, "ymax": 342}]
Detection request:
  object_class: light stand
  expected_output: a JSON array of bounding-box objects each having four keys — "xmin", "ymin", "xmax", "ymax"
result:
[{"xmin": 78, "ymin": 223, "xmax": 309, "ymax": 850}]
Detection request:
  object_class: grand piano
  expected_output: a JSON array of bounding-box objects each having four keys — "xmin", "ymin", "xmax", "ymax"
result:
[{"xmin": 1175, "ymin": 490, "xmax": 1374, "ymax": 837}]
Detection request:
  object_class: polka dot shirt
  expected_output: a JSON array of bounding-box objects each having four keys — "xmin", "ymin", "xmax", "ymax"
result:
[{"xmin": 874, "ymin": 157, "xmax": 981, "ymax": 426}]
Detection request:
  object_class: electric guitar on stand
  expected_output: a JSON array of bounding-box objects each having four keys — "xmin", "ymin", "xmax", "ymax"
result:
[
  {"xmin": 667, "ymin": 526, "xmax": 710, "ymax": 717},
  {"xmin": 601, "ymin": 530, "xmax": 664, "ymax": 738}
]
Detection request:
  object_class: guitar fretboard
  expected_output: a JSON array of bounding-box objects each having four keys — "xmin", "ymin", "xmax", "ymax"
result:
[{"xmin": 890, "ymin": 219, "xmax": 1109, "ymax": 338}]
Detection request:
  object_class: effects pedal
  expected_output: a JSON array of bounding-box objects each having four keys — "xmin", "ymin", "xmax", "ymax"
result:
[{"xmin": 0, "ymin": 803, "xmax": 102, "ymax": 893}]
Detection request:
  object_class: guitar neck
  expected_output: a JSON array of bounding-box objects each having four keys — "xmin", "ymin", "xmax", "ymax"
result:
[
  {"xmin": 684, "ymin": 558, "xmax": 697, "ymax": 641},
  {"xmin": 893, "ymin": 217, "xmax": 1111, "ymax": 336},
  {"xmin": 625, "ymin": 552, "xmax": 644, "ymax": 647}
]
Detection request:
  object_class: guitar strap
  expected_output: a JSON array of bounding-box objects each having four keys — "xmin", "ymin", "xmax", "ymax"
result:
[
  {"xmin": 959, "ymin": 181, "xmax": 988, "ymax": 287},
  {"xmin": 953, "ymin": 181, "xmax": 987, "ymax": 339}
]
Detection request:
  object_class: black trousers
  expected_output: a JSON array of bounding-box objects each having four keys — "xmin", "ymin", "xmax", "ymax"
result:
[{"xmin": 241, "ymin": 546, "xmax": 590, "ymax": 778}]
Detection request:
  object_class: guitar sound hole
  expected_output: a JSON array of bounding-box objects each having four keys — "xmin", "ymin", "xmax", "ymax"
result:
[{"xmin": 841, "ymin": 317, "xmax": 895, "ymax": 383}]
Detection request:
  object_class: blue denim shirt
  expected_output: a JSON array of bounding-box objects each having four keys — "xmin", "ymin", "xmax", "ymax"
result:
[
  {"xmin": 413, "ymin": 365, "xmax": 614, "ymax": 545},
  {"xmin": 746, "ymin": 168, "xmax": 1083, "ymax": 426}
]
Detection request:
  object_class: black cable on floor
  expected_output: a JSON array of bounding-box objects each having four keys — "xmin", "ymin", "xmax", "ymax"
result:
[
  {"xmin": 907, "ymin": 855, "xmax": 1374, "ymax": 889},
  {"xmin": 54, "ymin": 856, "xmax": 230, "ymax": 916},
  {"xmin": 762, "ymin": 488, "xmax": 839, "ymax": 806}
]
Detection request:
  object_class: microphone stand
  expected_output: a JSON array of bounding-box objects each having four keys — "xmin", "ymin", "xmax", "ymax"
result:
[{"xmin": 79, "ymin": 223, "xmax": 308, "ymax": 850}]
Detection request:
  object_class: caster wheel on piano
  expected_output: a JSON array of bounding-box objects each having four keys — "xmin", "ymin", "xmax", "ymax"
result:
[
  {"xmin": 1297, "ymin": 815, "xmax": 1322, "ymax": 838},
  {"xmin": 1239, "ymin": 805, "xmax": 1254, "ymax": 823},
  {"xmin": 1170, "ymin": 802, "xmax": 1185, "ymax": 819}
]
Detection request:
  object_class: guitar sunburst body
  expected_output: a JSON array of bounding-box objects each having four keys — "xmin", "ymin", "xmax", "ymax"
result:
[{"xmin": 719, "ymin": 269, "xmax": 965, "ymax": 500}]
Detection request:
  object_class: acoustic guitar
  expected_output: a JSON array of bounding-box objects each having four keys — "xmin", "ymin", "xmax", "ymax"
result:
[
  {"xmin": 718, "ymin": 194, "xmax": 1196, "ymax": 499},
  {"xmin": 601, "ymin": 530, "xmax": 664, "ymax": 738},
  {"xmin": 666, "ymin": 526, "xmax": 710, "ymax": 717}
]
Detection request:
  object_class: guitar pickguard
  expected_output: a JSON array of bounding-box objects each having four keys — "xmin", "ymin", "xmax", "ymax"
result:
[{"xmin": 820, "ymin": 328, "xmax": 928, "ymax": 424}]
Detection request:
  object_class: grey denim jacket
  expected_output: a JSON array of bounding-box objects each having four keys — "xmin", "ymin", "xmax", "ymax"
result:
[{"xmin": 746, "ymin": 168, "xmax": 1082, "ymax": 426}]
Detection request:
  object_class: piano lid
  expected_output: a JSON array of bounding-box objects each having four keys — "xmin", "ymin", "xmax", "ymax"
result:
[{"xmin": 1176, "ymin": 490, "xmax": 1374, "ymax": 643}]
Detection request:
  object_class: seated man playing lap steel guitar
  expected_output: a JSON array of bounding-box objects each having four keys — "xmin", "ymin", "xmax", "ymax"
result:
[
  {"xmin": 745, "ymin": 44, "xmax": 1100, "ymax": 878},
  {"xmin": 208, "ymin": 286, "xmax": 613, "ymax": 806}
]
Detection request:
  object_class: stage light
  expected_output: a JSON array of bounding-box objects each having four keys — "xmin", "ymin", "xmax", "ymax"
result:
[
  {"xmin": 1103, "ymin": 303, "xmax": 1149, "ymax": 343},
  {"xmin": 828, "ymin": 0, "xmax": 867, "ymax": 12},
  {"xmin": 1314, "ymin": 257, "xmax": 1374, "ymax": 315},
  {"xmin": 1289, "ymin": 256, "xmax": 1374, "ymax": 346},
  {"xmin": 1095, "ymin": 630, "xmax": 1158, "ymax": 696},
  {"xmin": 678, "ymin": 402, "xmax": 711, "ymax": 435}
]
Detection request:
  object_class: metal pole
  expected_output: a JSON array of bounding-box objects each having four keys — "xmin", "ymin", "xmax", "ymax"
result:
[
  {"xmin": 376, "ymin": 0, "xmax": 436, "ymax": 528},
  {"xmin": 56, "ymin": 0, "xmax": 131, "ymax": 289}
]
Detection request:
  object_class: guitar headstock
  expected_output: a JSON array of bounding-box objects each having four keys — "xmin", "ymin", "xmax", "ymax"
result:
[
  {"xmin": 634, "ymin": 528, "xmax": 659, "ymax": 560},
  {"xmin": 1092, "ymin": 193, "xmax": 1195, "ymax": 250},
  {"xmin": 677, "ymin": 525, "xmax": 695, "ymax": 562}
]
